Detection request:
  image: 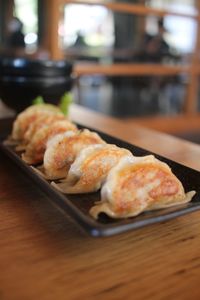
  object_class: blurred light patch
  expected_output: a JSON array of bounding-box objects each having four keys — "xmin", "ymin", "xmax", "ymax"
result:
[{"xmin": 24, "ymin": 32, "xmax": 37, "ymax": 45}]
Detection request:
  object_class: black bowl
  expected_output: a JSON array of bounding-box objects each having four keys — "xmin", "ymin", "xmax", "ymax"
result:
[
  {"xmin": 0, "ymin": 58, "xmax": 73, "ymax": 112},
  {"xmin": 0, "ymin": 75, "xmax": 73, "ymax": 112},
  {"xmin": 0, "ymin": 58, "xmax": 73, "ymax": 77}
]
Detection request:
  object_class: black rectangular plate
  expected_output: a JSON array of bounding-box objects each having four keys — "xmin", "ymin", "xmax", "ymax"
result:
[{"xmin": 1, "ymin": 118, "xmax": 200, "ymax": 237}]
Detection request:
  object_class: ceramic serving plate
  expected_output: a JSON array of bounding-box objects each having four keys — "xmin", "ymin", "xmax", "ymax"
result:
[{"xmin": 1, "ymin": 119, "xmax": 200, "ymax": 237}]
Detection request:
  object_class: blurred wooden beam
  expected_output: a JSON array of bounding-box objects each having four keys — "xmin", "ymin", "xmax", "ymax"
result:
[
  {"xmin": 45, "ymin": 0, "xmax": 63, "ymax": 60},
  {"xmin": 184, "ymin": 0, "xmax": 200, "ymax": 114},
  {"xmin": 74, "ymin": 63, "xmax": 189, "ymax": 76}
]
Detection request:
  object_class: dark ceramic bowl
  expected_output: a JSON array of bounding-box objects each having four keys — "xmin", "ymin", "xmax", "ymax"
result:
[
  {"xmin": 0, "ymin": 75, "xmax": 73, "ymax": 112},
  {"xmin": 0, "ymin": 58, "xmax": 72, "ymax": 77},
  {"xmin": 0, "ymin": 58, "xmax": 73, "ymax": 112}
]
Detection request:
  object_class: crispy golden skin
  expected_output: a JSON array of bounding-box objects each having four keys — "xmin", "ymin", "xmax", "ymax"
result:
[
  {"xmin": 11, "ymin": 104, "xmax": 62, "ymax": 142},
  {"xmin": 42, "ymin": 129, "xmax": 106, "ymax": 180},
  {"xmin": 52, "ymin": 144, "xmax": 132, "ymax": 194},
  {"xmin": 22, "ymin": 113, "xmax": 65, "ymax": 145},
  {"xmin": 22, "ymin": 119, "xmax": 77, "ymax": 164},
  {"xmin": 90, "ymin": 155, "xmax": 195, "ymax": 219}
]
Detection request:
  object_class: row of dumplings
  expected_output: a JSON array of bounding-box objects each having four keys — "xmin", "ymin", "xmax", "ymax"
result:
[{"xmin": 8, "ymin": 103, "xmax": 195, "ymax": 219}]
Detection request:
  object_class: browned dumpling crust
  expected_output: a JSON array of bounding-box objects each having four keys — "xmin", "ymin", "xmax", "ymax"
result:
[
  {"xmin": 11, "ymin": 104, "xmax": 62, "ymax": 142},
  {"xmin": 90, "ymin": 155, "xmax": 195, "ymax": 219},
  {"xmin": 52, "ymin": 144, "xmax": 133, "ymax": 194},
  {"xmin": 41, "ymin": 129, "xmax": 106, "ymax": 180},
  {"xmin": 22, "ymin": 113, "xmax": 66, "ymax": 145},
  {"xmin": 22, "ymin": 119, "xmax": 77, "ymax": 165}
]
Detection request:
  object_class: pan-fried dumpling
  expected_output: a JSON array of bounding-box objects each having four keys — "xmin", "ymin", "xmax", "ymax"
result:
[
  {"xmin": 52, "ymin": 144, "xmax": 133, "ymax": 194},
  {"xmin": 22, "ymin": 113, "xmax": 65, "ymax": 146},
  {"xmin": 22, "ymin": 119, "xmax": 77, "ymax": 164},
  {"xmin": 41, "ymin": 129, "xmax": 106, "ymax": 180},
  {"xmin": 11, "ymin": 104, "xmax": 62, "ymax": 142},
  {"xmin": 90, "ymin": 155, "xmax": 195, "ymax": 219}
]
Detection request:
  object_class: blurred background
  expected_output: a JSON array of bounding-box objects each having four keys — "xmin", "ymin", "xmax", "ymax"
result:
[{"xmin": 1, "ymin": 0, "xmax": 200, "ymax": 142}]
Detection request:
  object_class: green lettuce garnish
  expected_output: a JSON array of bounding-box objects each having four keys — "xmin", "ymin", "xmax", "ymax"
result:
[
  {"xmin": 59, "ymin": 92, "xmax": 73, "ymax": 116},
  {"xmin": 32, "ymin": 96, "xmax": 44, "ymax": 105}
]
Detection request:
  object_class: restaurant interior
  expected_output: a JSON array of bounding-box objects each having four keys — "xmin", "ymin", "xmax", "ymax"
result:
[
  {"xmin": 1, "ymin": 2, "xmax": 200, "ymax": 300},
  {"xmin": 1, "ymin": 0, "xmax": 200, "ymax": 143}
]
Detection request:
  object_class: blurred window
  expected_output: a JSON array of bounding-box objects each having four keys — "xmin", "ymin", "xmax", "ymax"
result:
[
  {"xmin": 14, "ymin": 0, "xmax": 38, "ymax": 49},
  {"xmin": 61, "ymin": 4, "xmax": 114, "ymax": 48},
  {"xmin": 146, "ymin": 0, "xmax": 197, "ymax": 54},
  {"xmin": 61, "ymin": 3, "xmax": 197, "ymax": 65}
]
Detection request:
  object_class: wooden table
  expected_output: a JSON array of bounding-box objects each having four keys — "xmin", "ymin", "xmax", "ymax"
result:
[{"xmin": 1, "ymin": 104, "xmax": 200, "ymax": 300}]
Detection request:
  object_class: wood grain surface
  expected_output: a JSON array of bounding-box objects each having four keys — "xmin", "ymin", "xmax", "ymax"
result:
[{"xmin": 1, "ymin": 104, "xmax": 200, "ymax": 300}]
